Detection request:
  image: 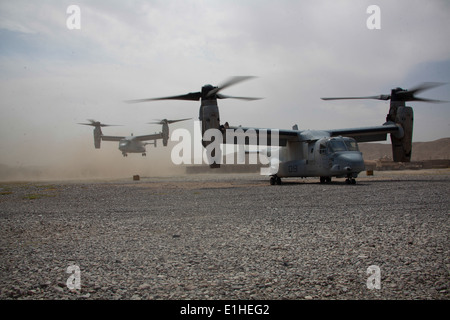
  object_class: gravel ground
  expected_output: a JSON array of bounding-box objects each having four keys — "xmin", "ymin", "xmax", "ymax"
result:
[{"xmin": 0, "ymin": 169, "xmax": 449, "ymax": 300}]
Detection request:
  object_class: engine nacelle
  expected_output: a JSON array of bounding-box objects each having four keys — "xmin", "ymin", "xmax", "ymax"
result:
[
  {"xmin": 199, "ymin": 100, "xmax": 221, "ymax": 168},
  {"xmin": 200, "ymin": 102, "xmax": 220, "ymax": 146},
  {"xmin": 390, "ymin": 106, "xmax": 413, "ymax": 162},
  {"xmin": 162, "ymin": 122, "xmax": 169, "ymax": 147},
  {"xmin": 94, "ymin": 126, "xmax": 102, "ymax": 149}
]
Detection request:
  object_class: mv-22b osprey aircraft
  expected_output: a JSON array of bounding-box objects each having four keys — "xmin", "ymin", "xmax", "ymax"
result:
[
  {"xmin": 127, "ymin": 77, "xmax": 445, "ymax": 184},
  {"xmin": 79, "ymin": 118, "xmax": 190, "ymax": 157}
]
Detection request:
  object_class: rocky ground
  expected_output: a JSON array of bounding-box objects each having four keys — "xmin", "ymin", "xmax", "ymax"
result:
[{"xmin": 0, "ymin": 170, "xmax": 449, "ymax": 300}]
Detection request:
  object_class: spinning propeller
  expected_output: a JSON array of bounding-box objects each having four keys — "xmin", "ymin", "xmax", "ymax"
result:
[
  {"xmin": 148, "ymin": 118, "xmax": 191, "ymax": 125},
  {"xmin": 78, "ymin": 119, "xmax": 121, "ymax": 127},
  {"xmin": 125, "ymin": 76, "xmax": 262, "ymax": 103},
  {"xmin": 321, "ymin": 82, "xmax": 447, "ymax": 103}
]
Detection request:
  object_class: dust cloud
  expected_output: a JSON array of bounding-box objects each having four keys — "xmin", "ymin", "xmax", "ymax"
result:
[{"xmin": 0, "ymin": 137, "xmax": 186, "ymax": 182}]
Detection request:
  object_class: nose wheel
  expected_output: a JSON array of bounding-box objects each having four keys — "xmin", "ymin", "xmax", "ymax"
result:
[
  {"xmin": 270, "ymin": 175, "xmax": 282, "ymax": 185},
  {"xmin": 346, "ymin": 177, "xmax": 356, "ymax": 184},
  {"xmin": 320, "ymin": 176, "xmax": 332, "ymax": 183}
]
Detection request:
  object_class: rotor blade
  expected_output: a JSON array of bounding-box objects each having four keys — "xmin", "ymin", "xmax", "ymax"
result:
[
  {"xmin": 407, "ymin": 82, "xmax": 446, "ymax": 95},
  {"xmin": 125, "ymin": 92, "xmax": 201, "ymax": 103},
  {"xmin": 217, "ymin": 93, "xmax": 263, "ymax": 101},
  {"xmin": 321, "ymin": 95, "xmax": 391, "ymax": 101},
  {"xmin": 79, "ymin": 123, "xmax": 119, "ymax": 127},
  {"xmin": 393, "ymin": 82, "xmax": 447, "ymax": 102},
  {"xmin": 207, "ymin": 76, "xmax": 257, "ymax": 97},
  {"xmin": 407, "ymin": 97, "xmax": 448, "ymax": 103},
  {"xmin": 99, "ymin": 124, "xmax": 121, "ymax": 127},
  {"xmin": 148, "ymin": 118, "xmax": 192, "ymax": 125},
  {"xmin": 165, "ymin": 118, "xmax": 192, "ymax": 124},
  {"xmin": 78, "ymin": 119, "xmax": 121, "ymax": 127},
  {"xmin": 322, "ymin": 83, "xmax": 447, "ymax": 103}
]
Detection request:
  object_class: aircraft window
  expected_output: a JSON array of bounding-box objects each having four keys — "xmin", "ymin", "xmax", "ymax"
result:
[
  {"xmin": 344, "ymin": 140, "xmax": 359, "ymax": 151},
  {"xmin": 328, "ymin": 140, "xmax": 347, "ymax": 152},
  {"xmin": 319, "ymin": 143, "xmax": 327, "ymax": 154}
]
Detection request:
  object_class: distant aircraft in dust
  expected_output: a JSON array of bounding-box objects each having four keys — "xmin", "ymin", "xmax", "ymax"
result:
[{"xmin": 78, "ymin": 118, "xmax": 190, "ymax": 157}]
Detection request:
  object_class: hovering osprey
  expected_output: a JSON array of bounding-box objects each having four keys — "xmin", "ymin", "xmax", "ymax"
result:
[{"xmin": 79, "ymin": 118, "xmax": 190, "ymax": 157}]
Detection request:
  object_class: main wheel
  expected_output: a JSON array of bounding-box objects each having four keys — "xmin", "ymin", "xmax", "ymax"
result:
[
  {"xmin": 270, "ymin": 176, "xmax": 276, "ymax": 185},
  {"xmin": 270, "ymin": 176, "xmax": 282, "ymax": 185}
]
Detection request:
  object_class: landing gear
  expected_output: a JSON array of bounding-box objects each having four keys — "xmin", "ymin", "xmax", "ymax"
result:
[
  {"xmin": 270, "ymin": 175, "xmax": 282, "ymax": 185},
  {"xmin": 320, "ymin": 176, "xmax": 331, "ymax": 183},
  {"xmin": 142, "ymin": 153, "xmax": 146, "ymax": 157},
  {"xmin": 345, "ymin": 178, "xmax": 356, "ymax": 184},
  {"xmin": 122, "ymin": 153, "xmax": 128, "ymax": 157}
]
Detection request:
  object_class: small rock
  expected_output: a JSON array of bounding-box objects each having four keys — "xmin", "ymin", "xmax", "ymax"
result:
[
  {"xmin": 185, "ymin": 285, "xmax": 196, "ymax": 291},
  {"xmin": 138, "ymin": 283, "xmax": 151, "ymax": 290},
  {"xmin": 53, "ymin": 286, "xmax": 64, "ymax": 293}
]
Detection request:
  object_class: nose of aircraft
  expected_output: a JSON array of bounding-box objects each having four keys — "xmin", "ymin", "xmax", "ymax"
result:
[
  {"xmin": 119, "ymin": 140, "xmax": 129, "ymax": 150},
  {"xmin": 337, "ymin": 152, "xmax": 365, "ymax": 172}
]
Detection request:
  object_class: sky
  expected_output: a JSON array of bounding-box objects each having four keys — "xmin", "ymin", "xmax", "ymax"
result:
[{"xmin": 0, "ymin": 0, "xmax": 449, "ymax": 178}]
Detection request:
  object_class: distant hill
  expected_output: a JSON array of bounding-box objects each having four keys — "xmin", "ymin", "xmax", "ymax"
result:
[{"xmin": 359, "ymin": 138, "xmax": 450, "ymax": 161}]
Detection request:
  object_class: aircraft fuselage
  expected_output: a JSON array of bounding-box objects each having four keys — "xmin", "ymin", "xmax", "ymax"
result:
[
  {"xmin": 119, "ymin": 138, "xmax": 147, "ymax": 156},
  {"xmin": 271, "ymin": 135, "xmax": 365, "ymax": 184}
]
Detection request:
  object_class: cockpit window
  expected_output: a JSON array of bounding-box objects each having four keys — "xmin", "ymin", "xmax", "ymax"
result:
[
  {"xmin": 344, "ymin": 139, "xmax": 359, "ymax": 151},
  {"xmin": 119, "ymin": 140, "xmax": 129, "ymax": 147},
  {"xmin": 328, "ymin": 140, "xmax": 347, "ymax": 153}
]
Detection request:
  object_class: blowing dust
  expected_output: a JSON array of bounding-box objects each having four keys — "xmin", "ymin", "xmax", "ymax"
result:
[{"xmin": 0, "ymin": 137, "xmax": 185, "ymax": 182}]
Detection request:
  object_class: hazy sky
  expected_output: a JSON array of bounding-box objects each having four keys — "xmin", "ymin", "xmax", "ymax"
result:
[{"xmin": 0, "ymin": 0, "xmax": 449, "ymax": 170}]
